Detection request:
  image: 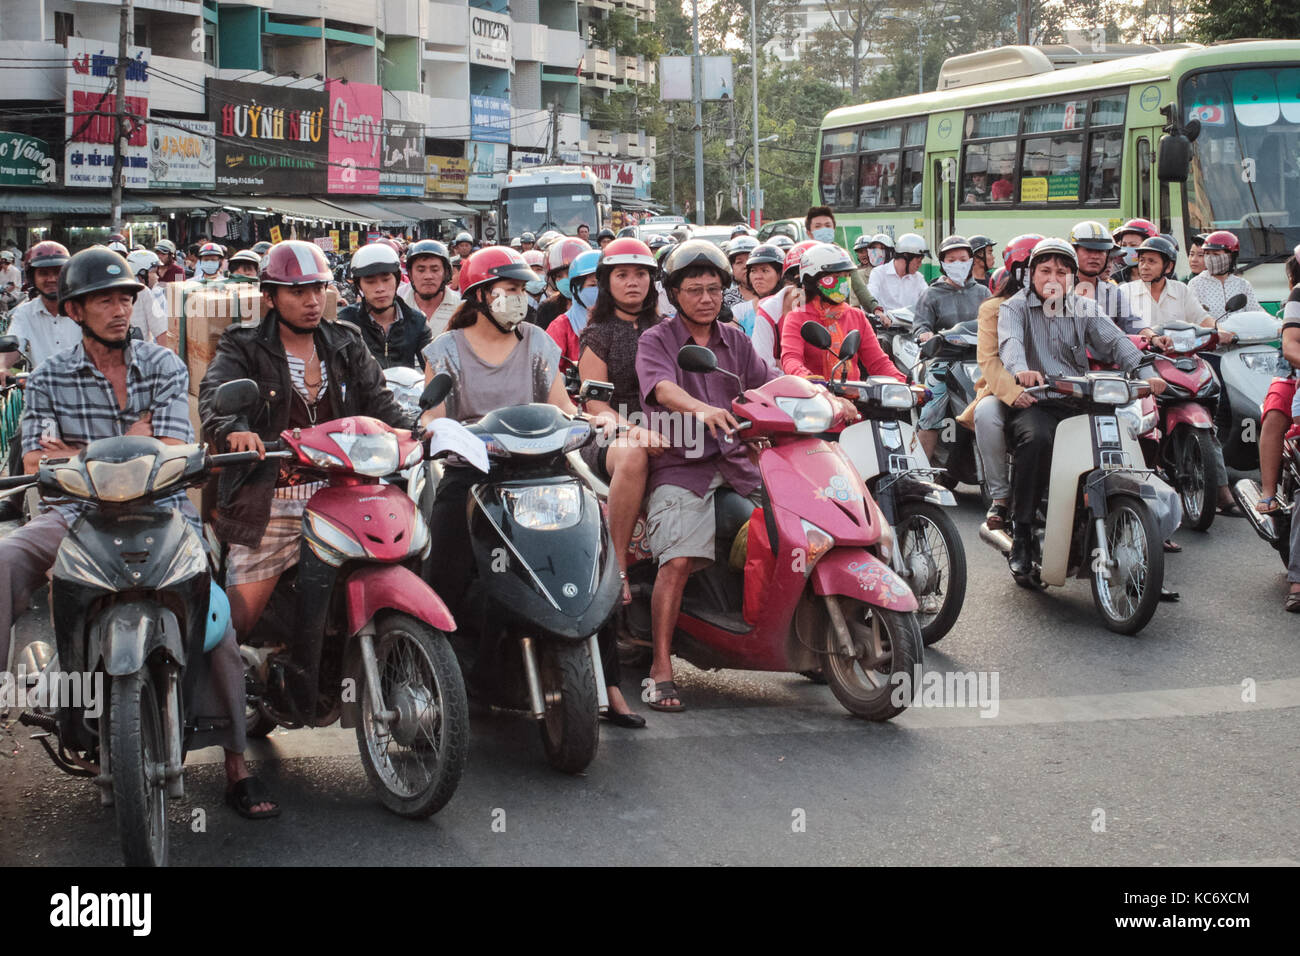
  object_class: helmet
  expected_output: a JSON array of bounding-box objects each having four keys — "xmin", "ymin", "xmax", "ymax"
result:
[
  {"xmin": 895, "ymin": 233, "xmax": 929, "ymax": 257},
  {"xmin": 1190, "ymin": 232, "xmax": 1210, "ymax": 248},
  {"xmin": 1136, "ymin": 235, "xmax": 1178, "ymax": 271},
  {"xmin": 731, "ymin": 224, "xmax": 753, "ymax": 238},
  {"xmin": 405, "ymin": 238, "xmax": 451, "ymax": 274},
  {"xmin": 260, "ymin": 240, "xmax": 332, "ymax": 287},
  {"xmin": 520, "ymin": 232, "xmax": 537, "ymax": 244},
  {"xmin": 869, "ymin": 233, "xmax": 894, "ymax": 250},
  {"xmin": 1027, "ymin": 237, "xmax": 1079, "ymax": 277},
  {"xmin": 126, "ymin": 250, "xmax": 161, "ymax": 277},
  {"xmin": 25, "ymin": 240, "xmax": 70, "ymax": 284},
  {"xmin": 251, "ymin": 241, "xmax": 273, "ymax": 256},
  {"xmin": 783, "ymin": 239, "xmax": 820, "ymax": 277},
  {"xmin": 1003, "ymin": 233, "xmax": 1046, "ymax": 285},
  {"xmin": 1113, "ymin": 218, "xmax": 1159, "ymax": 243},
  {"xmin": 1203, "ymin": 230, "xmax": 1239, "ymax": 254},
  {"xmin": 599, "ymin": 237, "xmax": 656, "ymax": 271},
  {"xmin": 646, "ymin": 234, "xmax": 674, "ymax": 251},
  {"xmin": 969, "ymin": 234, "xmax": 996, "ymax": 255},
  {"xmin": 197, "ymin": 241, "xmax": 224, "ymax": 259},
  {"xmin": 545, "ymin": 237, "xmax": 592, "ymax": 275},
  {"xmin": 107, "ymin": 233, "xmax": 126, "ymax": 244},
  {"xmin": 798, "ymin": 242, "xmax": 855, "ymax": 284},
  {"xmin": 227, "ymin": 249, "xmax": 261, "ymax": 270},
  {"xmin": 536, "ymin": 230, "xmax": 561, "ymax": 251},
  {"xmin": 727, "ymin": 235, "xmax": 758, "ymax": 260},
  {"xmin": 459, "ymin": 246, "xmax": 535, "ymax": 297},
  {"xmin": 509, "ymin": 237, "xmax": 522, "ymax": 249},
  {"xmin": 1159, "ymin": 232, "xmax": 1180, "ymax": 252},
  {"xmin": 523, "ymin": 249, "xmax": 546, "ymax": 269},
  {"xmin": 988, "ymin": 267, "xmax": 1010, "ymax": 296},
  {"xmin": 596, "ymin": 228, "xmax": 616, "ymax": 242},
  {"xmin": 938, "ymin": 235, "xmax": 973, "ymax": 259},
  {"xmin": 56, "ymin": 247, "xmax": 144, "ymax": 315},
  {"xmin": 0, "ymin": 250, "xmax": 12, "ymax": 263},
  {"xmin": 655, "ymin": 244, "xmax": 674, "ymax": 265},
  {"xmin": 154, "ymin": 238, "xmax": 177, "ymax": 256},
  {"xmin": 559, "ymin": 249, "xmax": 602, "ymax": 299},
  {"xmin": 746, "ymin": 243, "xmax": 785, "ymax": 269},
  {"xmin": 452, "ymin": 231, "xmax": 474, "ymax": 246},
  {"xmin": 106, "ymin": 240, "xmax": 128, "ymax": 255},
  {"xmin": 350, "ymin": 241, "xmax": 403, "ymax": 280},
  {"xmin": 663, "ymin": 240, "xmax": 732, "ymax": 291},
  {"xmin": 769, "ymin": 234, "xmax": 794, "ymax": 251},
  {"xmin": 853, "ymin": 234, "xmax": 873, "ymax": 252},
  {"xmin": 1069, "ymin": 220, "xmax": 1115, "ymax": 251}
]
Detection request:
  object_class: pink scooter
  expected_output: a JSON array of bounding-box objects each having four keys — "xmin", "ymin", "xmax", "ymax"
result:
[{"xmin": 619, "ymin": 336, "xmax": 923, "ymax": 721}]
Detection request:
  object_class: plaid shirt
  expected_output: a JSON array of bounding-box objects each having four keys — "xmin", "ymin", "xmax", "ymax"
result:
[{"xmin": 21, "ymin": 341, "xmax": 194, "ymax": 523}]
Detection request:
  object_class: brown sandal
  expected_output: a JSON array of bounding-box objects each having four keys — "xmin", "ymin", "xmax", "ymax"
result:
[{"xmin": 1285, "ymin": 591, "xmax": 1300, "ymax": 613}]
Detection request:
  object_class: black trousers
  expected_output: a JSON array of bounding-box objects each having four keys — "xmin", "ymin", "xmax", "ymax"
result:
[{"xmin": 1005, "ymin": 403, "xmax": 1077, "ymax": 526}]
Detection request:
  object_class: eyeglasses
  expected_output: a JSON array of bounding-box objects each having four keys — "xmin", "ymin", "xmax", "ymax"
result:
[{"xmin": 679, "ymin": 285, "xmax": 723, "ymax": 299}]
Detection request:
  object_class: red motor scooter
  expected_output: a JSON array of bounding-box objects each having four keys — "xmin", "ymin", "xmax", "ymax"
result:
[
  {"xmin": 615, "ymin": 338, "xmax": 924, "ymax": 721},
  {"xmin": 209, "ymin": 379, "xmax": 470, "ymax": 818}
]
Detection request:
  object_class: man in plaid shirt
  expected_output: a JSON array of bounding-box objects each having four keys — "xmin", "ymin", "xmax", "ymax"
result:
[{"xmin": 0, "ymin": 247, "xmax": 278, "ymax": 819}]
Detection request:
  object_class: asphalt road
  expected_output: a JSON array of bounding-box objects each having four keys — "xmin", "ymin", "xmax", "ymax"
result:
[{"xmin": 2, "ymin": 493, "xmax": 1297, "ymax": 867}]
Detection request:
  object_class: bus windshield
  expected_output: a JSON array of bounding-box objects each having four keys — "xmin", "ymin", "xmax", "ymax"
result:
[
  {"xmin": 502, "ymin": 183, "xmax": 596, "ymax": 237},
  {"xmin": 1182, "ymin": 66, "xmax": 1300, "ymax": 264}
]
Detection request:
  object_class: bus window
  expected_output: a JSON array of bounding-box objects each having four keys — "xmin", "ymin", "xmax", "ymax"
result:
[
  {"xmin": 819, "ymin": 129, "xmax": 858, "ymax": 208},
  {"xmin": 1087, "ymin": 129, "xmax": 1123, "ymax": 202},
  {"xmin": 858, "ymin": 151, "xmax": 899, "ymax": 206},
  {"xmin": 902, "ymin": 151, "xmax": 924, "ymax": 207},
  {"xmin": 1019, "ymin": 135, "xmax": 1084, "ymax": 203},
  {"xmin": 963, "ymin": 140, "xmax": 1018, "ymax": 204},
  {"xmin": 1137, "ymin": 136, "xmax": 1152, "ymax": 221}
]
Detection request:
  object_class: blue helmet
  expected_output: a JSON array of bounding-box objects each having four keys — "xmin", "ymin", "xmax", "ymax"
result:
[
  {"xmin": 559, "ymin": 249, "xmax": 602, "ymax": 300},
  {"xmin": 205, "ymin": 581, "xmax": 232, "ymax": 653}
]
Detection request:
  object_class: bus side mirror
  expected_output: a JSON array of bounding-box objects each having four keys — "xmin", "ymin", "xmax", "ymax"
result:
[{"xmin": 1157, "ymin": 133, "xmax": 1192, "ymax": 184}]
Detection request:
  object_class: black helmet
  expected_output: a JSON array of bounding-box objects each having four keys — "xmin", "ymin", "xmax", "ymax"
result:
[
  {"xmin": 1137, "ymin": 235, "xmax": 1178, "ymax": 263},
  {"xmin": 663, "ymin": 240, "xmax": 731, "ymax": 291},
  {"xmin": 746, "ymin": 242, "xmax": 785, "ymax": 269},
  {"xmin": 596, "ymin": 228, "xmax": 616, "ymax": 241},
  {"xmin": 969, "ymin": 235, "xmax": 996, "ymax": 255},
  {"xmin": 57, "ymin": 247, "xmax": 144, "ymax": 316},
  {"xmin": 405, "ymin": 238, "xmax": 451, "ymax": 273}
]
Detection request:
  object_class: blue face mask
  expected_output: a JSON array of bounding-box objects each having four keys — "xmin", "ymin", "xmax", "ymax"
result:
[
  {"xmin": 812, "ymin": 227, "xmax": 835, "ymax": 243},
  {"xmin": 525, "ymin": 278, "xmax": 546, "ymax": 296},
  {"xmin": 576, "ymin": 286, "xmax": 599, "ymax": 310}
]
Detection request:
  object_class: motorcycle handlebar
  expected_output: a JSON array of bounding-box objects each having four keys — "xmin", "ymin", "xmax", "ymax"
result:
[{"xmin": 0, "ymin": 472, "xmax": 36, "ymax": 490}]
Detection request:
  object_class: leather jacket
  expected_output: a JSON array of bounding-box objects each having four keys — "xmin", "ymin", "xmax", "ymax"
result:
[{"xmin": 337, "ymin": 296, "xmax": 432, "ymax": 371}]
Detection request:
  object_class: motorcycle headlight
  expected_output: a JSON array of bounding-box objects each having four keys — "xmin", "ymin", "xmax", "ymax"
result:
[
  {"xmin": 1168, "ymin": 328, "xmax": 1198, "ymax": 353},
  {"xmin": 1240, "ymin": 351, "xmax": 1284, "ymax": 375},
  {"xmin": 300, "ymin": 444, "xmax": 345, "ymax": 470},
  {"xmin": 775, "ymin": 394, "xmax": 834, "ymax": 433},
  {"xmin": 1091, "ymin": 378, "xmax": 1130, "ymax": 405},
  {"xmin": 54, "ymin": 466, "xmax": 91, "ymax": 498},
  {"xmin": 1116, "ymin": 400, "xmax": 1156, "ymax": 439},
  {"xmin": 158, "ymin": 531, "xmax": 207, "ymax": 588},
  {"xmin": 878, "ymin": 384, "xmax": 914, "ymax": 409},
  {"xmin": 329, "ymin": 431, "xmax": 399, "ymax": 477},
  {"xmin": 502, "ymin": 482, "xmax": 582, "ymax": 531},
  {"xmin": 85, "ymin": 455, "xmax": 156, "ymax": 503}
]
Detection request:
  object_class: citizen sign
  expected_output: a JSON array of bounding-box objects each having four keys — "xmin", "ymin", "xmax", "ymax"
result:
[
  {"xmin": 472, "ymin": 16, "xmax": 509, "ymax": 41},
  {"xmin": 469, "ymin": 9, "xmax": 511, "ymax": 68}
]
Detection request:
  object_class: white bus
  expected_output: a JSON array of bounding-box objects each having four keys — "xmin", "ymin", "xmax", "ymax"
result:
[{"xmin": 498, "ymin": 166, "xmax": 612, "ymax": 239}]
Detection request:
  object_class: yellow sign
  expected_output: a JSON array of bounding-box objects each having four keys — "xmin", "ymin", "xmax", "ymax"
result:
[
  {"xmin": 329, "ymin": 229, "xmax": 340, "ymax": 250},
  {"xmin": 425, "ymin": 156, "xmax": 469, "ymax": 197},
  {"xmin": 913, "ymin": 217, "xmax": 924, "ymax": 230},
  {"xmin": 269, "ymin": 225, "xmax": 283, "ymax": 244},
  {"xmin": 1020, "ymin": 177, "xmax": 1048, "ymax": 203},
  {"xmin": 348, "ymin": 231, "xmax": 360, "ymax": 251}
]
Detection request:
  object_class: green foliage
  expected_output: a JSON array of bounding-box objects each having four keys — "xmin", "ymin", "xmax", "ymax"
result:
[{"xmin": 1187, "ymin": 0, "xmax": 1300, "ymax": 41}]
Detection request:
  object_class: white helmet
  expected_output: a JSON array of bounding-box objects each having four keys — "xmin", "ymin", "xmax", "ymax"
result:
[
  {"xmin": 727, "ymin": 235, "xmax": 758, "ymax": 260},
  {"xmin": 769, "ymin": 234, "xmax": 794, "ymax": 251},
  {"xmin": 107, "ymin": 240, "xmax": 129, "ymax": 255},
  {"xmin": 350, "ymin": 241, "xmax": 403, "ymax": 279},
  {"xmin": 452, "ymin": 231, "xmax": 474, "ymax": 246},
  {"xmin": 894, "ymin": 233, "xmax": 929, "ymax": 257},
  {"xmin": 126, "ymin": 250, "xmax": 160, "ymax": 277},
  {"xmin": 536, "ymin": 230, "xmax": 561, "ymax": 251},
  {"xmin": 798, "ymin": 242, "xmax": 855, "ymax": 283}
]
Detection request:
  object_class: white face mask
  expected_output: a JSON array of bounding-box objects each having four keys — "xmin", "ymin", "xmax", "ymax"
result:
[
  {"xmin": 489, "ymin": 290, "xmax": 529, "ymax": 329},
  {"xmin": 1204, "ymin": 251, "xmax": 1232, "ymax": 276},
  {"xmin": 811, "ymin": 227, "xmax": 835, "ymax": 243},
  {"xmin": 198, "ymin": 258, "xmax": 221, "ymax": 275},
  {"xmin": 942, "ymin": 259, "xmax": 973, "ymax": 284}
]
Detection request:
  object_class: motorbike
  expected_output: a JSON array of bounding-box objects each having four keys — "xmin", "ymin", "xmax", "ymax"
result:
[
  {"xmin": 1234, "ymin": 425, "xmax": 1300, "ymax": 567},
  {"xmin": 873, "ymin": 308, "xmax": 922, "ymax": 380},
  {"xmin": 801, "ymin": 322, "xmax": 966, "ymax": 646},
  {"xmin": 383, "ymin": 365, "xmax": 430, "ymax": 502},
  {"xmin": 1138, "ymin": 323, "xmax": 1223, "ymax": 531},
  {"xmin": 917, "ymin": 319, "xmax": 984, "ymax": 491},
  {"xmin": 978, "ymin": 372, "xmax": 1181, "ymax": 635},
  {"xmin": 211, "ymin": 379, "xmax": 469, "ymax": 819},
  {"xmin": 615, "ymin": 345, "xmax": 924, "ymax": 721},
  {"xmin": 415, "ymin": 375, "xmax": 620, "ymax": 774},
  {"xmin": 1213, "ymin": 292, "xmax": 1281, "ymax": 471}
]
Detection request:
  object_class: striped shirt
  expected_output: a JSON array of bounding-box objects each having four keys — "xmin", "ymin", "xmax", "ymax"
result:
[
  {"xmin": 274, "ymin": 353, "xmax": 330, "ymax": 500},
  {"xmin": 997, "ymin": 288, "xmax": 1144, "ymax": 379}
]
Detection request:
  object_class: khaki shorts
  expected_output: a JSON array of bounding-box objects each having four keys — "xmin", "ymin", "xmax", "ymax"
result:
[{"xmin": 646, "ymin": 472, "xmax": 759, "ymax": 566}]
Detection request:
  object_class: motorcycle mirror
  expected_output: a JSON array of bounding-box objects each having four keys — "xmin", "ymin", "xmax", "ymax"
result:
[
  {"xmin": 213, "ymin": 379, "xmax": 259, "ymax": 417},
  {"xmin": 800, "ymin": 320, "xmax": 832, "ymax": 351},
  {"xmin": 677, "ymin": 344, "xmax": 718, "ymax": 374},
  {"xmin": 1224, "ymin": 292, "xmax": 1248, "ymax": 313},
  {"xmin": 420, "ymin": 373, "xmax": 454, "ymax": 410},
  {"xmin": 0, "ymin": 335, "xmax": 18, "ymax": 354},
  {"xmin": 839, "ymin": 329, "xmax": 861, "ymax": 361}
]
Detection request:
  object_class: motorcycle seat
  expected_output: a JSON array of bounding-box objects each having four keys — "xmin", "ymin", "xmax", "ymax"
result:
[{"xmin": 714, "ymin": 489, "xmax": 756, "ymax": 566}]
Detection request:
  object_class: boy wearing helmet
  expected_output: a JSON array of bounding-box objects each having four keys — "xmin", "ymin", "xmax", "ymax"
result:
[
  {"xmin": 0, "ymin": 250, "xmax": 21, "ymax": 300},
  {"xmin": 227, "ymin": 249, "xmax": 261, "ymax": 280},
  {"xmin": 0, "ymin": 246, "xmax": 279, "ymax": 818},
  {"xmin": 3, "ymin": 241, "xmax": 75, "ymax": 372},
  {"xmin": 401, "ymin": 239, "xmax": 462, "ymax": 336},
  {"xmin": 867, "ymin": 233, "xmax": 928, "ymax": 313},
  {"xmin": 1187, "ymin": 230, "xmax": 1260, "ymax": 317},
  {"xmin": 339, "ymin": 242, "xmax": 432, "ymax": 371}
]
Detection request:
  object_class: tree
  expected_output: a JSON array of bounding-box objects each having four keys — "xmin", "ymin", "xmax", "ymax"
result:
[
  {"xmin": 817, "ymin": 0, "xmax": 891, "ymax": 99},
  {"xmin": 1187, "ymin": 0, "xmax": 1300, "ymax": 41}
]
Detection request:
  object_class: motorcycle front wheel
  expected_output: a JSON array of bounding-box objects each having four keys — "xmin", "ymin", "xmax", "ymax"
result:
[
  {"xmin": 1176, "ymin": 427, "xmax": 1217, "ymax": 532},
  {"xmin": 538, "ymin": 641, "xmax": 599, "ymax": 774},
  {"xmin": 897, "ymin": 502, "xmax": 967, "ymax": 646},
  {"xmin": 355, "ymin": 612, "xmax": 469, "ymax": 818},
  {"xmin": 819, "ymin": 599, "xmax": 922, "ymax": 721},
  {"xmin": 1090, "ymin": 495, "xmax": 1164, "ymax": 635},
  {"xmin": 110, "ymin": 669, "xmax": 169, "ymax": 867}
]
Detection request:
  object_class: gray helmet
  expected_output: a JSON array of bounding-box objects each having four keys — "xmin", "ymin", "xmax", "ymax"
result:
[
  {"xmin": 663, "ymin": 240, "xmax": 732, "ymax": 290},
  {"xmin": 853, "ymin": 234, "xmax": 873, "ymax": 252},
  {"xmin": 520, "ymin": 232, "xmax": 536, "ymax": 244},
  {"xmin": 452, "ymin": 231, "xmax": 474, "ymax": 246},
  {"xmin": 57, "ymin": 247, "xmax": 144, "ymax": 316},
  {"xmin": 727, "ymin": 235, "xmax": 759, "ymax": 261},
  {"xmin": 1027, "ymin": 237, "xmax": 1080, "ymax": 276},
  {"xmin": 969, "ymin": 235, "xmax": 996, "ymax": 255},
  {"xmin": 405, "ymin": 238, "xmax": 451, "ymax": 273},
  {"xmin": 938, "ymin": 235, "xmax": 974, "ymax": 260},
  {"xmin": 746, "ymin": 243, "xmax": 785, "ymax": 269}
]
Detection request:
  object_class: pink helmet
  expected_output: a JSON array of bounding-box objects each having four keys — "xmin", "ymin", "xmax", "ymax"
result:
[{"xmin": 260, "ymin": 240, "xmax": 332, "ymax": 286}]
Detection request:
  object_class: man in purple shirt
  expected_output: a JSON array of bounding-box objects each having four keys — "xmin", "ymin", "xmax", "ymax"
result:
[{"xmin": 635, "ymin": 242, "xmax": 777, "ymax": 711}]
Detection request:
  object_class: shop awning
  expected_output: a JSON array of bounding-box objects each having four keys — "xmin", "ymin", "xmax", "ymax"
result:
[
  {"xmin": 318, "ymin": 198, "xmax": 412, "ymax": 225},
  {"xmin": 203, "ymin": 196, "xmax": 348, "ymax": 222},
  {"xmin": 147, "ymin": 194, "xmax": 221, "ymax": 211},
  {"xmin": 0, "ymin": 192, "xmax": 153, "ymax": 215},
  {"xmin": 371, "ymin": 199, "xmax": 464, "ymax": 220}
]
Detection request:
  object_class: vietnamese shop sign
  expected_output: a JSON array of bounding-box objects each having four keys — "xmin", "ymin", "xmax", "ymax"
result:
[
  {"xmin": 0, "ymin": 132, "xmax": 56, "ymax": 186},
  {"xmin": 208, "ymin": 78, "xmax": 326, "ymax": 194},
  {"xmin": 327, "ymin": 79, "xmax": 382, "ymax": 195},
  {"xmin": 148, "ymin": 119, "xmax": 215, "ymax": 190},
  {"xmin": 381, "ymin": 120, "xmax": 424, "ymax": 197},
  {"xmin": 470, "ymin": 95, "xmax": 511, "ymax": 144},
  {"xmin": 65, "ymin": 38, "xmax": 150, "ymax": 189}
]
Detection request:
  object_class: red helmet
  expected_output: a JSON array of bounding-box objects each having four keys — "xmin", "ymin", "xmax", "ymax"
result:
[
  {"xmin": 26, "ymin": 240, "xmax": 70, "ymax": 270},
  {"xmin": 460, "ymin": 246, "xmax": 535, "ymax": 297},
  {"xmin": 198, "ymin": 241, "xmax": 225, "ymax": 258},
  {"xmin": 545, "ymin": 237, "xmax": 592, "ymax": 275},
  {"xmin": 260, "ymin": 240, "xmax": 332, "ymax": 286},
  {"xmin": 598, "ymin": 237, "xmax": 656, "ymax": 271},
  {"xmin": 783, "ymin": 239, "xmax": 819, "ymax": 275},
  {"xmin": 1113, "ymin": 218, "xmax": 1159, "ymax": 243},
  {"xmin": 988, "ymin": 267, "xmax": 1010, "ymax": 296},
  {"xmin": 1202, "ymin": 230, "xmax": 1239, "ymax": 254},
  {"xmin": 1002, "ymin": 233, "xmax": 1045, "ymax": 285}
]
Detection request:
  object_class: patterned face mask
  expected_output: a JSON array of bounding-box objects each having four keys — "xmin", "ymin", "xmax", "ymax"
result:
[
  {"xmin": 867, "ymin": 248, "xmax": 887, "ymax": 267},
  {"xmin": 1204, "ymin": 251, "xmax": 1232, "ymax": 276},
  {"xmin": 817, "ymin": 272, "xmax": 850, "ymax": 304}
]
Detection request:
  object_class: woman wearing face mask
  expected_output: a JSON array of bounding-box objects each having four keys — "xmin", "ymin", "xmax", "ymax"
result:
[
  {"xmin": 731, "ymin": 242, "xmax": 784, "ymax": 372},
  {"xmin": 546, "ymin": 249, "xmax": 601, "ymax": 362},
  {"xmin": 194, "ymin": 241, "xmax": 226, "ymax": 281},
  {"xmin": 522, "ymin": 249, "xmax": 548, "ymax": 317},
  {"xmin": 420, "ymin": 246, "xmax": 636, "ymax": 725},
  {"xmin": 1188, "ymin": 230, "xmax": 1260, "ymax": 316}
]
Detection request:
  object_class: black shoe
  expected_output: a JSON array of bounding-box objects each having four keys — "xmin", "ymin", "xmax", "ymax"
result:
[
  {"xmin": 601, "ymin": 709, "xmax": 647, "ymax": 728},
  {"xmin": 1159, "ymin": 587, "xmax": 1180, "ymax": 602},
  {"xmin": 1008, "ymin": 525, "xmax": 1034, "ymax": 578}
]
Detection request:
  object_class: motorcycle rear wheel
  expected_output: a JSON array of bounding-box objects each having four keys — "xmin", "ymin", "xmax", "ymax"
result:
[
  {"xmin": 1090, "ymin": 495, "xmax": 1164, "ymax": 635},
  {"xmin": 897, "ymin": 502, "xmax": 967, "ymax": 646},
  {"xmin": 110, "ymin": 669, "xmax": 169, "ymax": 867},
  {"xmin": 355, "ymin": 613, "xmax": 469, "ymax": 818},
  {"xmin": 538, "ymin": 641, "xmax": 599, "ymax": 774},
  {"xmin": 1176, "ymin": 428, "xmax": 1217, "ymax": 532},
  {"xmin": 820, "ymin": 600, "xmax": 921, "ymax": 721}
]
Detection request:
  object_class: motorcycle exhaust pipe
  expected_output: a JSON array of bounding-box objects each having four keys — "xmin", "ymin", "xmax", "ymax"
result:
[
  {"xmin": 1233, "ymin": 478, "xmax": 1279, "ymax": 542},
  {"xmin": 164, "ymin": 668, "xmax": 184, "ymax": 799},
  {"xmin": 587, "ymin": 633, "xmax": 609, "ymax": 714},
  {"xmin": 978, "ymin": 522, "xmax": 1013, "ymax": 555},
  {"xmin": 520, "ymin": 637, "xmax": 547, "ymax": 719}
]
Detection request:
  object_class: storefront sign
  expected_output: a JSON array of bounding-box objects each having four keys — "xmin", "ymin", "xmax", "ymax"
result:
[
  {"xmin": 269, "ymin": 225, "xmax": 283, "ymax": 243},
  {"xmin": 470, "ymin": 96, "xmax": 511, "ymax": 145},
  {"xmin": 208, "ymin": 78, "xmax": 327, "ymax": 194},
  {"xmin": 327, "ymin": 79, "xmax": 382, "ymax": 195},
  {"xmin": 348, "ymin": 231, "xmax": 360, "ymax": 251},
  {"xmin": 65, "ymin": 38, "xmax": 150, "ymax": 189},
  {"xmin": 148, "ymin": 119, "xmax": 215, "ymax": 190},
  {"xmin": 466, "ymin": 175, "xmax": 502, "ymax": 203},
  {"xmin": 380, "ymin": 119, "xmax": 424, "ymax": 197},
  {"xmin": 469, "ymin": 10, "xmax": 512, "ymax": 70},
  {"xmin": 0, "ymin": 132, "xmax": 56, "ymax": 186},
  {"xmin": 425, "ymin": 156, "xmax": 469, "ymax": 196}
]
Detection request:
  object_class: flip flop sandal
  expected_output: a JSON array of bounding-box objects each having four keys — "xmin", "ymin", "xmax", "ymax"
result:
[
  {"xmin": 985, "ymin": 503, "xmax": 1009, "ymax": 530},
  {"xmin": 645, "ymin": 679, "xmax": 686, "ymax": 713},
  {"xmin": 1286, "ymin": 592, "xmax": 1300, "ymax": 613},
  {"xmin": 1256, "ymin": 496, "xmax": 1281, "ymax": 514},
  {"xmin": 1218, "ymin": 502, "xmax": 1247, "ymax": 518},
  {"xmin": 225, "ymin": 776, "xmax": 281, "ymax": 820},
  {"xmin": 1163, "ymin": 540, "xmax": 1182, "ymax": 553}
]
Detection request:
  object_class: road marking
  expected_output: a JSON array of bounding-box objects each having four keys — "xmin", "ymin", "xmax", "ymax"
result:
[{"xmin": 188, "ymin": 677, "xmax": 1300, "ymax": 764}]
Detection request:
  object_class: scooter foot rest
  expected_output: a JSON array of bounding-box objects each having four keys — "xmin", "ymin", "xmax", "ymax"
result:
[{"xmin": 678, "ymin": 598, "xmax": 750, "ymax": 634}]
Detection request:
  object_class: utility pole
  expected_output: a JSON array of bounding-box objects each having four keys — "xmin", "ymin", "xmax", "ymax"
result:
[
  {"xmin": 1018, "ymin": 0, "xmax": 1031, "ymax": 45},
  {"xmin": 110, "ymin": 0, "xmax": 133, "ymax": 235},
  {"xmin": 690, "ymin": 0, "xmax": 705, "ymax": 226},
  {"xmin": 727, "ymin": 96, "xmax": 737, "ymax": 217},
  {"xmin": 750, "ymin": 0, "xmax": 762, "ymax": 228},
  {"xmin": 669, "ymin": 108, "xmax": 676, "ymax": 215},
  {"xmin": 550, "ymin": 101, "xmax": 560, "ymax": 164}
]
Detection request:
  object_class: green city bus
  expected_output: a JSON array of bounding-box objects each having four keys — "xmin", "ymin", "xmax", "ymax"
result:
[{"xmin": 814, "ymin": 40, "xmax": 1300, "ymax": 310}]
